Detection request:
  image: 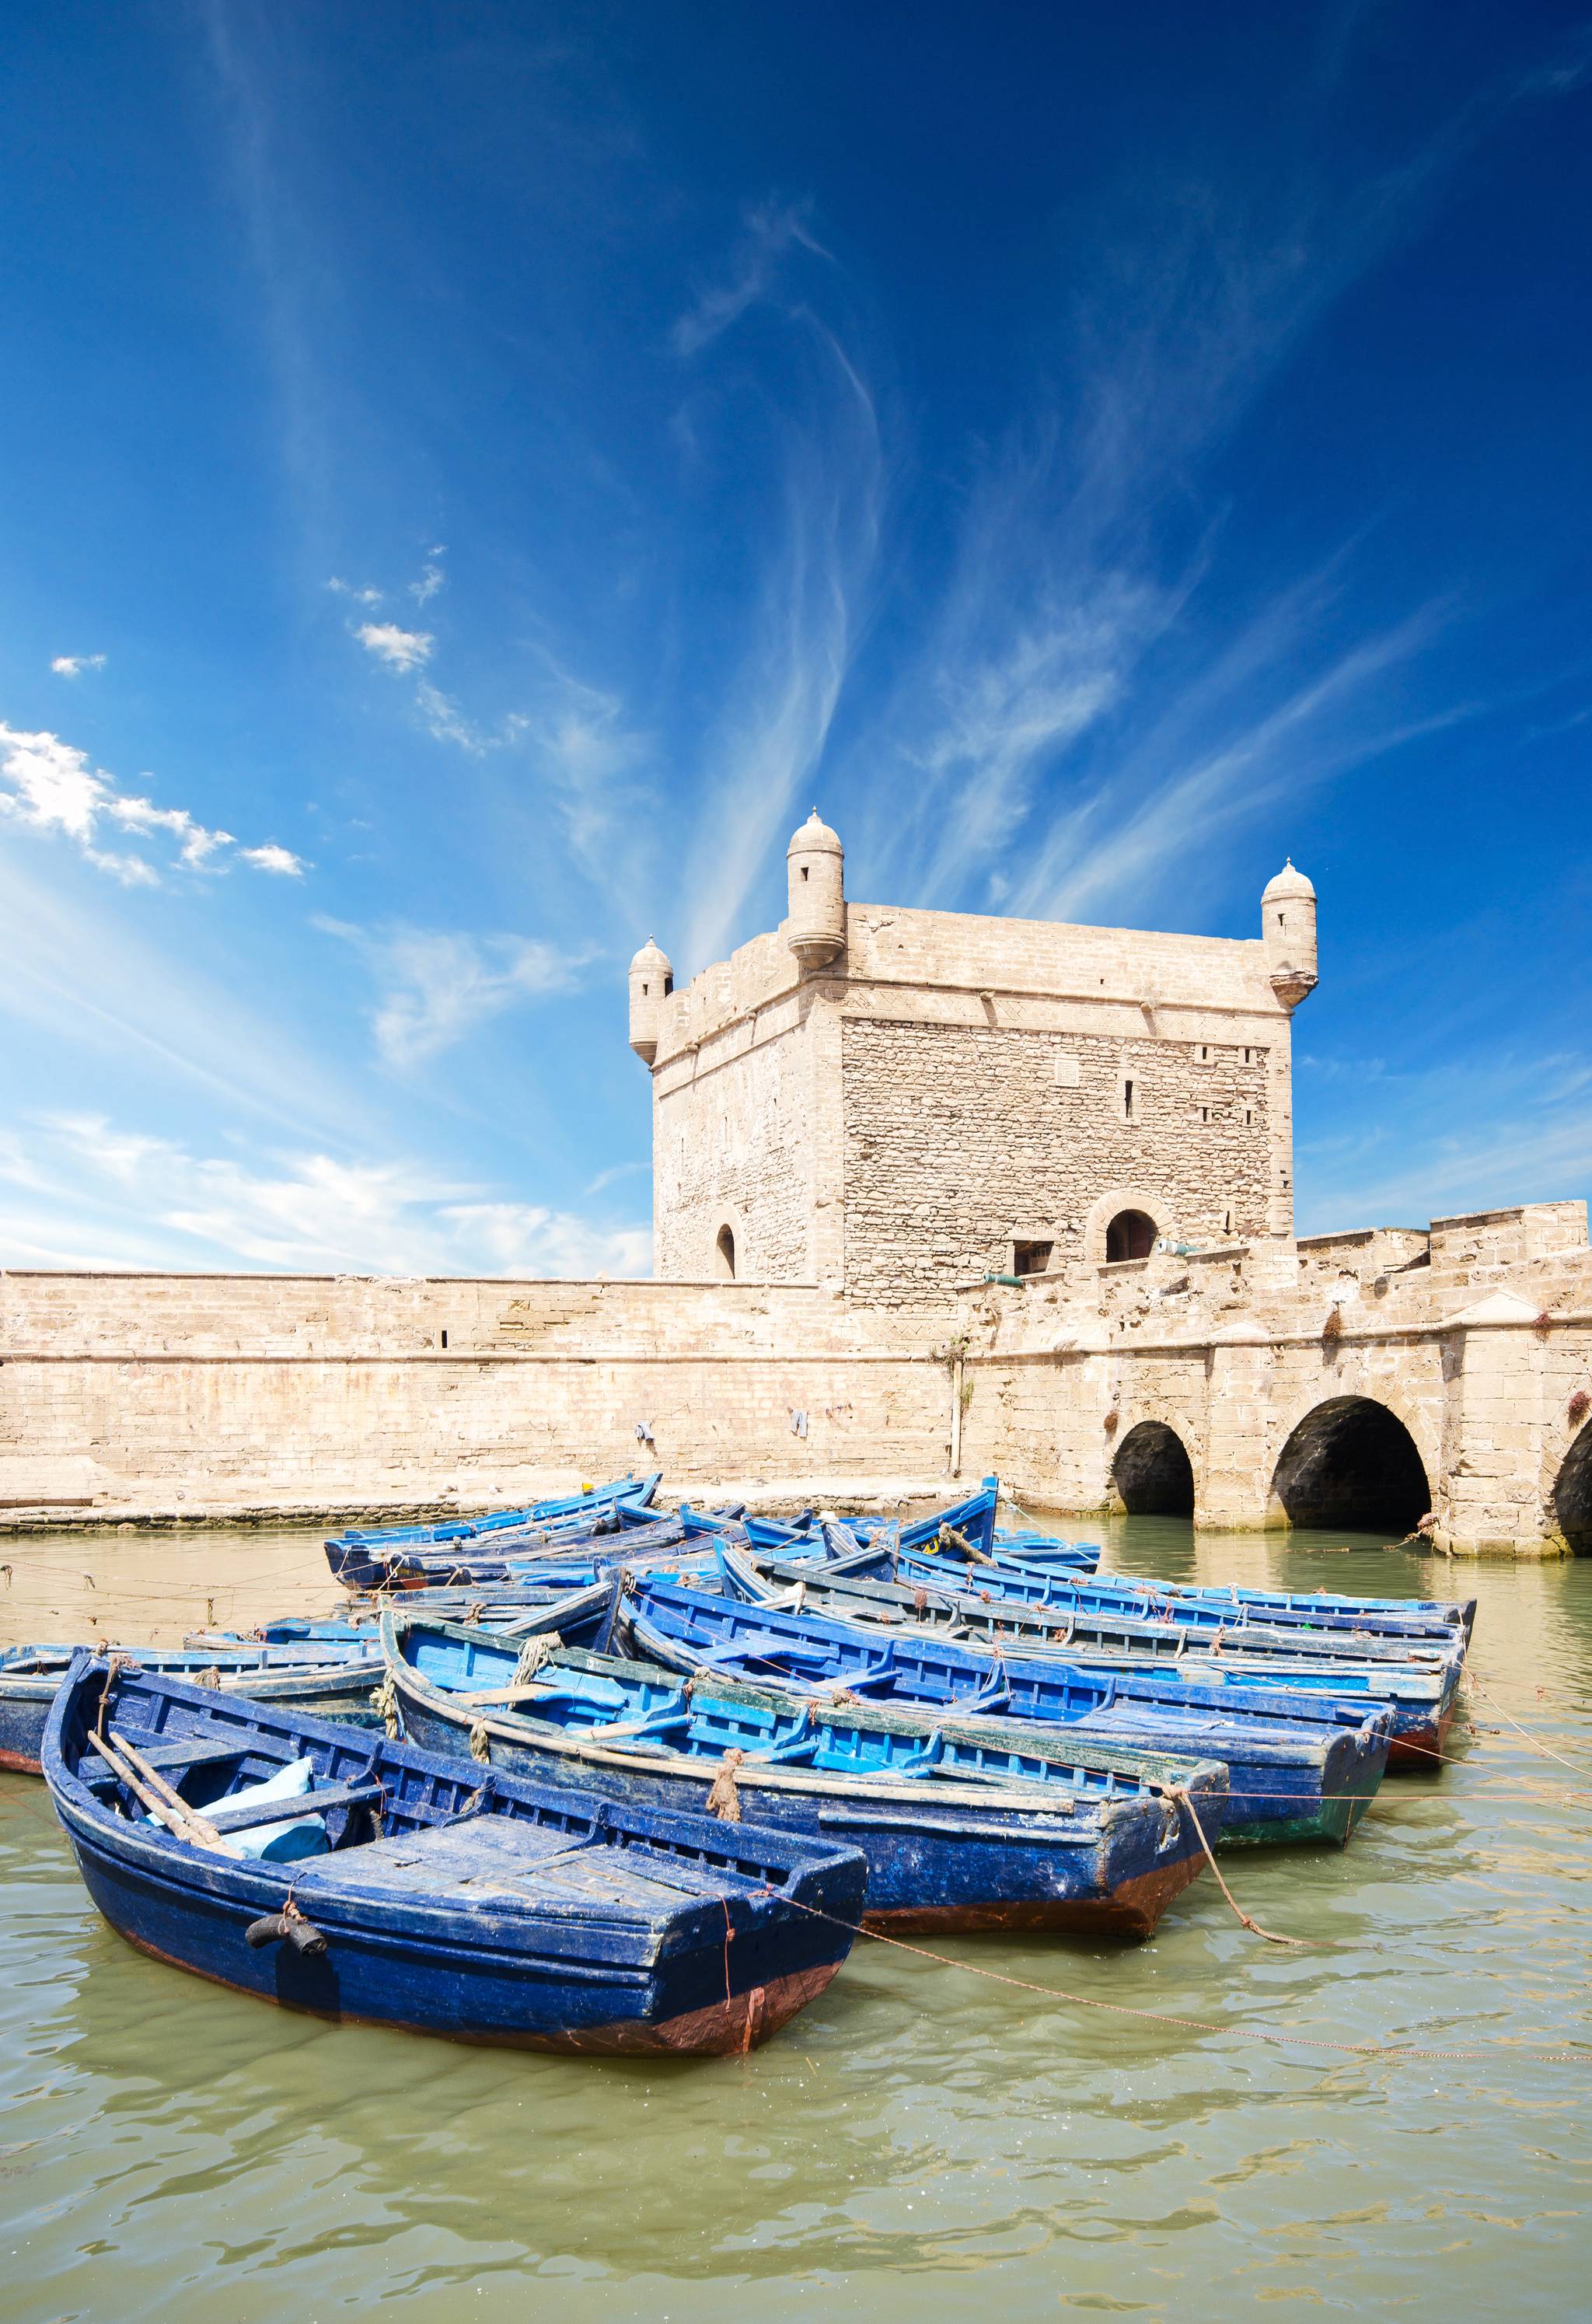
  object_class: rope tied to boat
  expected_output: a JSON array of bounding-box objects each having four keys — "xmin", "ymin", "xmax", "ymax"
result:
[
  {"xmin": 468, "ymin": 1719, "xmax": 491, "ymax": 1765},
  {"xmin": 513, "ymin": 1633, "xmax": 561, "ymax": 1686},
  {"xmin": 1162, "ymin": 1783, "xmax": 1313, "ymax": 1948},
  {"xmin": 371, "ymin": 1673, "xmax": 402, "ymax": 1739},
  {"xmin": 705, "ymin": 1748, "xmax": 746, "ymax": 1823}
]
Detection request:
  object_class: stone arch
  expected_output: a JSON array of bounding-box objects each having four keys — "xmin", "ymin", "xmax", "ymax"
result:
[
  {"xmin": 1111, "ymin": 1421, "xmax": 1196, "ymax": 1515},
  {"xmin": 714, "ymin": 1222, "xmax": 737, "ymax": 1281},
  {"xmin": 1552, "ymin": 1419, "xmax": 1592, "ymax": 1553},
  {"xmin": 1084, "ymin": 1186, "xmax": 1170, "ymax": 1264},
  {"xmin": 1270, "ymin": 1395, "xmax": 1431, "ymax": 1532}
]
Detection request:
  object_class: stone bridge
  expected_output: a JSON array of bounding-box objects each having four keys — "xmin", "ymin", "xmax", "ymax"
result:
[{"xmin": 2, "ymin": 1201, "xmax": 1590, "ymax": 1557}]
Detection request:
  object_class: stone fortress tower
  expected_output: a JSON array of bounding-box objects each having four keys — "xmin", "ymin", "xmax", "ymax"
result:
[{"xmin": 630, "ymin": 813, "xmax": 1318, "ymax": 1298}]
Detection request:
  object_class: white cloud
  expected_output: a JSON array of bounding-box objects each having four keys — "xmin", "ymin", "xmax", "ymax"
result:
[
  {"xmin": 51, "ymin": 654, "xmax": 106, "ymax": 678},
  {"xmin": 327, "ymin": 577, "xmax": 383, "ymax": 606},
  {"xmin": 319, "ymin": 918, "xmax": 586, "ymax": 1069},
  {"xmin": 410, "ymin": 556, "xmax": 445, "ymax": 606},
  {"xmin": 1297, "ymin": 1050, "xmax": 1592, "ymax": 1232},
  {"xmin": 357, "ymin": 621, "xmax": 433, "ymax": 671},
  {"xmin": 676, "ymin": 321, "xmax": 882, "ymax": 971},
  {"xmin": 0, "ymin": 720, "xmax": 299, "ymax": 886},
  {"xmin": 0, "ymin": 1112, "xmax": 651, "ymax": 1277},
  {"xmin": 414, "ymin": 680, "xmax": 488, "ymax": 753},
  {"xmin": 672, "ymin": 198, "xmax": 831, "ymax": 358},
  {"xmin": 507, "ymin": 659, "xmax": 650, "ymax": 882},
  {"xmin": 239, "ymin": 841, "xmax": 306, "ymax": 875}
]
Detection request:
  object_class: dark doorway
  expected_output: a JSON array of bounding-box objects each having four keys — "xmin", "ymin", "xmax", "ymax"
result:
[
  {"xmin": 1554, "ymin": 1421, "xmax": 1592, "ymax": 1553},
  {"xmin": 715, "ymin": 1225, "xmax": 736, "ymax": 1280},
  {"xmin": 1271, "ymin": 1397, "xmax": 1430, "ymax": 1532},
  {"xmin": 1105, "ymin": 1210, "xmax": 1156, "ymax": 1262},
  {"xmin": 1112, "ymin": 1421, "xmax": 1196, "ymax": 1515}
]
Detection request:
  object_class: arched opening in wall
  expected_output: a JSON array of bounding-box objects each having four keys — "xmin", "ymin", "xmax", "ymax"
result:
[
  {"xmin": 714, "ymin": 1225, "xmax": 736, "ymax": 1281},
  {"xmin": 1271, "ymin": 1397, "xmax": 1430, "ymax": 1534},
  {"xmin": 1112, "ymin": 1422, "xmax": 1196, "ymax": 1515},
  {"xmin": 1105, "ymin": 1210, "xmax": 1156, "ymax": 1262},
  {"xmin": 1552, "ymin": 1420, "xmax": 1592, "ymax": 1553}
]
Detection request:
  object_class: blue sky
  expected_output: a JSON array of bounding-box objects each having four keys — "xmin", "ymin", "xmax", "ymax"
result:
[{"xmin": 2, "ymin": 1, "xmax": 1590, "ymax": 1274}]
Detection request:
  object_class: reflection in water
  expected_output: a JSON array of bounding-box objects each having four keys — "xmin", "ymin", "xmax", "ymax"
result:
[{"xmin": 1, "ymin": 1516, "xmax": 1588, "ymax": 2321}]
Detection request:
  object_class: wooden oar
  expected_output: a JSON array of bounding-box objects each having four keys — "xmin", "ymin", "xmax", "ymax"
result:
[
  {"xmin": 449, "ymin": 1679, "xmax": 571, "ymax": 1707},
  {"xmin": 98, "ymin": 1730, "xmax": 245, "ymax": 1858}
]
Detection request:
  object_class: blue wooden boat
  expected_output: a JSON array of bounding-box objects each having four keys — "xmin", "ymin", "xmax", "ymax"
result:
[
  {"xmin": 1076, "ymin": 1571, "xmax": 1476, "ymax": 1638},
  {"xmin": 187, "ymin": 1578, "xmax": 620, "ymax": 1654},
  {"xmin": 330, "ymin": 1471, "xmax": 663, "ymax": 1551},
  {"xmin": 871, "ymin": 1539, "xmax": 1469, "ymax": 1649},
  {"xmin": 616, "ymin": 1575, "xmax": 1394, "ymax": 1847},
  {"xmin": 380, "ymin": 1611, "xmax": 1229, "ymax": 1938},
  {"xmin": 684, "ymin": 1480, "xmax": 1095, "ymax": 1575},
  {"xmin": 0, "ymin": 1641, "xmax": 385, "ymax": 1777},
  {"xmin": 324, "ymin": 1473, "xmax": 663, "ymax": 1591},
  {"xmin": 44, "ymin": 1655, "xmax": 866, "ymax": 2056},
  {"xmin": 326, "ymin": 1507, "xmax": 714, "ymax": 1597},
  {"xmin": 714, "ymin": 1536, "xmax": 1461, "ymax": 1769}
]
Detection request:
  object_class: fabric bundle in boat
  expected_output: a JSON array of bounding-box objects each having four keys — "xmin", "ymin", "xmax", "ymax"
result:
[{"xmin": 148, "ymin": 1753, "xmax": 329, "ymax": 1862}]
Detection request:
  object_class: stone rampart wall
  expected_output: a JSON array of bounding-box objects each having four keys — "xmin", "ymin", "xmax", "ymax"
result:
[
  {"xmin": 0, "ymin": 1274, "xmax": 950, "ymax": 1522},
  {"xmin": 4, "ymin": 1203, "xmax": 1590, "ymax": 1553}
]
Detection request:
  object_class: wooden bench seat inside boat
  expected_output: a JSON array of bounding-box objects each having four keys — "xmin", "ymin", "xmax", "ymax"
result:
[{"xmin": 289, "ymin": 1814, "xmax": 765, "ymax": 1913}]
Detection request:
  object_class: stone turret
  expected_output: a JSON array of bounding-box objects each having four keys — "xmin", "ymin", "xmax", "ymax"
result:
[
  {"xmin": 785, "ymin": 810, "xmax": 845, "ymax": 970},
  {"xmin": 1262, "ymin": 861, "xmax": 1317, "ymax": 1011},
  {"xmin": 627, "ymin": 937, "xmax": 673, "ymax": 1064}
]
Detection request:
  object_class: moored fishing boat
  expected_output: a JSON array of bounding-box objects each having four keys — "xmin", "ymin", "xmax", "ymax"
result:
[
  {"xmin": 0, "ymin": 1641, "xmax": 385, "ymax": 1777},
  {"xmin": 44, "ymin": 1656, "xmax": 866, "ymax": 2056},
  {"xmin": 829, "ymin": 1530, "xmax": 1470, "ymax": 1649},
  {"xmin": 712, "ymin": 1536, "xmax": 1463, "ymax": 1769},
  {"xmin": 323, "ymin": 1473, "xmax": 664, "ymax": 1592},
  {"xmin": 326, "ymin": 1510, "xmax": 717, "ymax": 1598},
  {"xmin": 381, "ymin": 1610, "xmax": 1230, "ymax": 1938},
  {"xmin": 616, "ymin": 1574, "xmax": 1394, "ymax": 1846}
]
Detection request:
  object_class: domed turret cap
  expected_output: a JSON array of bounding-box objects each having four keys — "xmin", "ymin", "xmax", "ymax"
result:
[
  {"xmin": 630, "ymin": 935, "xmax": 673, "ymax": 973},
  {"xmin": 787, "ymin": 809, "xmax": 842, "ymax": 858},
  {"xmin": 1262, "ymin": 859, "xmax": 1315, "ymax": 903}
]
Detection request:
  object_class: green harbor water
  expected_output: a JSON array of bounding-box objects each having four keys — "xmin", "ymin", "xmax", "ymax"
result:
[{"xmin": 1, "ymin": 1515, "xmax": 1589, "ymax": 2322}]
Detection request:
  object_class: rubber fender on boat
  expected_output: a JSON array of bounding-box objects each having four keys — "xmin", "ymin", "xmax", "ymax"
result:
[{"xmin": 245, "ymin": 1911, "xmax": 329, "ymax": 1957}]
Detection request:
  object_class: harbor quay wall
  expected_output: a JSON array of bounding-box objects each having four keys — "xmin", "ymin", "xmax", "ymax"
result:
[
  {"xmin": 0, "ymin": 1274, "xmax": 954, "ymax": 1527},
  {"xmin": 2, "ymin": 1199, "xmax": 1590, "ymax": 1554}
]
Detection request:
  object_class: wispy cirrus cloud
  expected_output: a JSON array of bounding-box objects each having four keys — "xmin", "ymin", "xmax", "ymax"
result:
[
  {"xmin": 326, "ymin": 576, "xmax": 382, "ymax": 606},
  {"xmin": 0, "ymin": 721, "xmax": 305, "ymax": 885},
  {"xmin": 318, "ymin": 917, "xmax": 587, "ymax": 1070},
  {"xmin": 675, "ymin": 318, "xmax": 883, "ymax": 972},
  {"xmin": 837, "ymin": 44, "xmax": 1592, "ymax": 928},
  {"xmin": 672, "ymin": 197, "xmax": 831, "ymax": 357},
  {"xmin": 410, "ymin": 550, "xmax": 446, "ymax": 605},
  {"xmin": 0, "ymin": 1111, "xmax": 650, "ymax": 1277},
  {"xmin": 1297, "ymin": 1048, "xmax": 1592, "ymax": 1232},
  {"xmin": 507, "ymin": 657, "xmax": 651, "ymax": 886},
  {"xmin": 51, "ymin": 653, "xmax": 106, "ymax": 678}
]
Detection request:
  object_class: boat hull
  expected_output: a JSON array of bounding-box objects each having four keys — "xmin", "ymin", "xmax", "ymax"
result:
[
  {"xmin": 394, "ymin": 1683, "xmax": 1220, "ymax": 1941},
  {"xmin": 61, "ymin": 1813, "xmax": 846, "ymax": 2055},
  {"xmin": 44, "ymin": 1660, "xmax": 866, "ymax": 2060},
  {"xmin": 621, "ymin": 1583, "xmax": 1392, "ymax": 1850}
]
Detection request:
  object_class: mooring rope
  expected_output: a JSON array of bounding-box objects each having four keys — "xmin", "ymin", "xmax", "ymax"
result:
[
  {"xmin": 1463, "ymin": 1673, "xmax": 1592, "ymax": 1778},
  {"xmin": 1164, "ymin": 1784, "xmax": 1314, "ymax": 1947}
]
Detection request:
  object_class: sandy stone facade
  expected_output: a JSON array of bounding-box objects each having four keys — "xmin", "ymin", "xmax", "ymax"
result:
[
  {"xmin": 639, "ymin": 823, "xmax": 1311, "ymax": 1291},
  {"xmin": 3, "ymin": 822, "xmax": 1590, "ymax": 1557}
]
